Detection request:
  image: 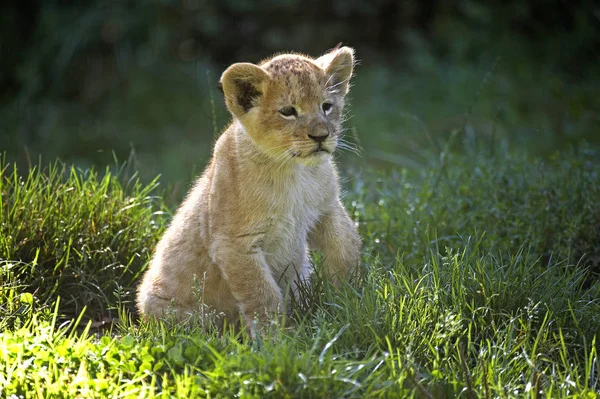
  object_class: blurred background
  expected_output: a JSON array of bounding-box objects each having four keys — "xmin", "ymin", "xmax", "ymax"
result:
[{"xmin": 1, "ymin": 0, "xmax": 599, "ymax": 191}]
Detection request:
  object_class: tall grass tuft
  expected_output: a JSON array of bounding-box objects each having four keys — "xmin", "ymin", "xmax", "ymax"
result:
[{"xmin": 0, "ymin": 156, "xmax": 167, "ymax": 327}]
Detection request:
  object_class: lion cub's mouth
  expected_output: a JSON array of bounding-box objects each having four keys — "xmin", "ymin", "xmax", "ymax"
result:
[
  {"xmin": 312, "ymin": 142, "xmax": 333, "ymax": 154},
  {"xmin": 308, "ymin": 147, "xmax": 331, "ymax": 157},
  {"xmin": 291, "ymin": 144, "xmax": 333, "ymax": 159}
]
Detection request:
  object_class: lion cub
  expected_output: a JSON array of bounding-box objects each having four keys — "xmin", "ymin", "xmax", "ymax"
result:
[{"xmin": 137, "ymin": 46, "xmax": 361, "ymax": 334}]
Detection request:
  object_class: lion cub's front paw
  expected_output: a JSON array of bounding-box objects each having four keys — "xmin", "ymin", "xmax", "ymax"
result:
[{"xmin": 241, "ymin": 298, "xmax": 287, "ymax": 338}]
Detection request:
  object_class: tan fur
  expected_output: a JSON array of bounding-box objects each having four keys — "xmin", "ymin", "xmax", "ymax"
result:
[{"xmin": 137, "ymin": 47, "xmax": 362, "ymax": 335}]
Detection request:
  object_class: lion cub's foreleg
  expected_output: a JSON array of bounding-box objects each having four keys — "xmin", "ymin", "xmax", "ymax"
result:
[
  {"xmin": 211, "ymin": 234, "xmax": 284, "ymax": 336},
  {"xmin": 309, "ymin": 200, "xmax": 361, "ymax": 282}
]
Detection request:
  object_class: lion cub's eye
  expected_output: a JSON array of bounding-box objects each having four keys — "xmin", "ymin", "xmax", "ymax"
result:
[
  {"xmin": 322, "ymin": 102, "xmax": 334, "ymax": 116},
  {"xmin": 279, "ymin": 106, "xmax": 297, "ymax": 120}
]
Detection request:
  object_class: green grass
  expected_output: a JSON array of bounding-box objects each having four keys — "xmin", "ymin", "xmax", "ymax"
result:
[
  {"xmin": 1, "ymin": 143, "xmax": 599, "ymax": 397},
  {"xmin": 0, "ymin": 157, "xmax": 168, "ymax": 328}
]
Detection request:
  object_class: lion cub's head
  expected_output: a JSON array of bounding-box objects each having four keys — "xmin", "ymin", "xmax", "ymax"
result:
[{"xmin": 220, "ymin": 46, "xmax": 355, "ymax": 166}]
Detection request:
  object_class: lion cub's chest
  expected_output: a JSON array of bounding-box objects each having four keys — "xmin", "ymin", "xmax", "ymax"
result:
[{"xmin": 259, "ymin": 169, "xmax": 331, "ymax": 268}]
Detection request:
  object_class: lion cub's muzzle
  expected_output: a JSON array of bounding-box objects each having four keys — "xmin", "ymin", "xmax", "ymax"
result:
[{"xmin": 306, "ymin": 122, "xmax": 335, "ymax": 154}]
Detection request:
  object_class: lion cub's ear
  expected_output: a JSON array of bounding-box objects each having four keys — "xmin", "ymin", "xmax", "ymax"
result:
[
  {"xmin": 317, "ymin": 46, "xmax": 355, "ymax": 96},
  {"xmin": 220, "ymin": 63, "xmax": 270, "ymax": 118}
]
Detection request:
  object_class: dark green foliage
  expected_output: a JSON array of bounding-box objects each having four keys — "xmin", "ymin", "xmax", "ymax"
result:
[
  {"xmin": 2, "ymin": 1, "xmax": 599, "ymax": 185},
  {"xmin": 2, "ymin": 0, "xmax": 597, "ymax": 96}
]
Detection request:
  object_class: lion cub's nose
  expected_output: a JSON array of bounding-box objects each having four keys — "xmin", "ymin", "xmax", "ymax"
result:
[{"xmin": 308, "ymin": 133, "xmax": 329, "ymax": 143}]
